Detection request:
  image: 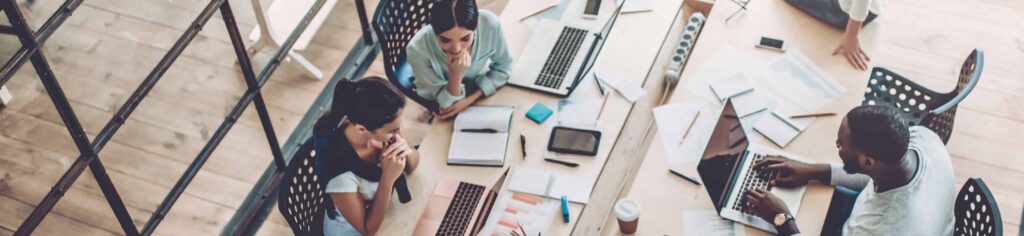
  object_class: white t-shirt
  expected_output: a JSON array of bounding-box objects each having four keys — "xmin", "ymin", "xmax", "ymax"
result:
[
  {"xmin": 326, "ymin": 172, "xmax": 379, "ymax": 200},
  {"xmin": 830, "ymin": 126, "xmax": 956, "ymax": 235},
  {"xmin": 324, "ymin": 172, "xmax": 379, "ymax": 236},
  {"xmin": 838, "ymin": 0, "xmax": 889, "ymax": 21}
]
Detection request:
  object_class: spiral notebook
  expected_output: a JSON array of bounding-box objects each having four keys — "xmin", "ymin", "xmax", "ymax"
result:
[{"xmin": 448, "ymin": 106, "xmax": 515, "ymax": 167}]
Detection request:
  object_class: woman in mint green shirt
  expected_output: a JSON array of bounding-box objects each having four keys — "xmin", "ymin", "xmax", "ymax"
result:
[{"xmin": 406, "ymin": 0, "xmax": 512, "ymax": 120}]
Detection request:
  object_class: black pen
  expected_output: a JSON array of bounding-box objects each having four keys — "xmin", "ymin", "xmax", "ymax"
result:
[
  {"xmin": 544, "ymin": 158, "xmax": 579, "ymax": 167},
  {"xmin": 460, "ymin": 128, "xmax": 498, "ymax": 133},
  {"xmin": 520, "ymin": 133, "xmax": 527, "ymax": 159}
]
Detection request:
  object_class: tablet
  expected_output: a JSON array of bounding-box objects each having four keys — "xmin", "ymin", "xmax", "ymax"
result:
[{"xmin": 548, "ymin": 126, "xmax": 602, "ymax": 156}]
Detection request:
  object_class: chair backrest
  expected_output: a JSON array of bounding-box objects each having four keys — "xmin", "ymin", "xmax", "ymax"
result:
[
  {"xmin": 861, "ymin": 49, "xmax": 983, "ymax": 144},
  {"xmin": 372, "ymin": 0, "xmax": 440, "ymax": 112},
  {"xmin": 923, "ymin": 49, "xmax": 983, "ymax": 143},
  {"xmin": 277, "ymin": 139, "xmax": 326, "ymax": 236},
  {"xmin": 954, "ymin": 177, "xmax": 1002, "ymax": 236}
]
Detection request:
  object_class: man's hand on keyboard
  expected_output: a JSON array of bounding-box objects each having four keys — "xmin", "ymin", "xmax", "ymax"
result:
[{"xmin": 755, "ymin": 155, "xmax": 830, "ymax": 188}]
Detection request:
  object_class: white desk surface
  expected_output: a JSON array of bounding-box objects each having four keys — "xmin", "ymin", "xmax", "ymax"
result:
[
  {"xmin": 600, "ymin": 0, "xmax": 885, "ymax": 235},
  {"xmin": 376, "ymin": 0, "xmax": 684, "ymax": 235}
]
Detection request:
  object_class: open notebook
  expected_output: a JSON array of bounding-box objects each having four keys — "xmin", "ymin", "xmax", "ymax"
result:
[{"xmin": 448, "ymin": 106, "xmax": 515, "ymax": 167}]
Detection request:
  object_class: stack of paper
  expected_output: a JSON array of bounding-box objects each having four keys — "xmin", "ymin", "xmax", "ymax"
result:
[
  {"xmin": 596, "ymin": 68, "xmax": 647, "ymax": 102},
  {"xmin": 682, "ymin": 211, "xmax": 745, "ymax": 236},
  {"xmin": 508, "ymin": 167, "xmax": 595, "ymax": 204},
  {"xmin": 754, "ymin": 104, "xmax": 815, "ymax": 148}
]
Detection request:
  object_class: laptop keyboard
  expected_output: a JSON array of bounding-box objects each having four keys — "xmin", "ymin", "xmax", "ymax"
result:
[
  {"xmin": 534, "ymin": 27, "xmax": 588, "ymax": 89},
  {"xmin": 732, "ymin": 152, "xmax": 778, "ymax": 213},
  {"xmin": 437, "ymin": 182, "xmax": 486, "ymax": 235}
]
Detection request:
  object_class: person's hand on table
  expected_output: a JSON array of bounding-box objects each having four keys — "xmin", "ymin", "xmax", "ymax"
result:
[
  {"xmin": 744, "ymin": 189, "xmax": 800, "ymax": 235},
  {"xmin": 833, "ymin": 31, "xmax": 871, "ymax": 70},
  {"xmin": 756, "ymin": 155, "xmax": 830, "ymax": 188},
  {"xmin": 435, "ymin": 96, "xmax": 476, "ymax": 120}
]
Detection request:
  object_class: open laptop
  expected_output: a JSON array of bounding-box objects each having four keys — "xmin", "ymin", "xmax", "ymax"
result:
[
  {"xmin": 414, "ymin": 169, "xmax": 509, "ymax": 235},
  {"xmin": 697, "ymin": 100, "xmax": 808, "ymax": 233},
  {"xmin": 508, "ymin": 1, "xmax": 623, "ymax": 97}
]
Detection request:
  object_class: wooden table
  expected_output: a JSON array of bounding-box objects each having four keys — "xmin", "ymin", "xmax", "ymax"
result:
[
  {"xmin": 599, "ymin": 0, "xmax": 885, "ymax": 235},
  {"xmin": 375, "ymin": 0, "xmax": 684, "ymax": 234}
]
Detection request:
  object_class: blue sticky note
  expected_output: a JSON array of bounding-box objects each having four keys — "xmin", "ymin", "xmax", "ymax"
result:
[{"xmin": 525, "ymin": 103, "xmax": 553, "ymax": 124}]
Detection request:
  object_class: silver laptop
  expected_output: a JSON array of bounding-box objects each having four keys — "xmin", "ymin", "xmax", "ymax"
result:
[
  {"xmin": 697, "ymin": 100, "xmax": 808, "ymax": 233},
  {"xmin": 508, "ymin": 2, "xmax": 623, "ymax": 97}
]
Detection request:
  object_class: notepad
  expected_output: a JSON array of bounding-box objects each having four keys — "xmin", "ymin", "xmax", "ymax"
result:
[
  {"xmin": 709, "ymin": 74, "xmax": 754, "ymax": 101},
  {"xmin": 508, "ymin": 167, "xmax": 594, "ymax": 204},
  {"xmin": 448, "ymin": 106, "xmax": 514, "ymax": 167}
]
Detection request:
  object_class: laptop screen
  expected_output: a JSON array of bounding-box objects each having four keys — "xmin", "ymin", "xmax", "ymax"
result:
[
  {"xmin": 697, "ymin": 100, "xmax": 749, "ymax": 210},
  {"xmin": 574, "ymin": 1, "xmax": 624, "ymax": 81}
]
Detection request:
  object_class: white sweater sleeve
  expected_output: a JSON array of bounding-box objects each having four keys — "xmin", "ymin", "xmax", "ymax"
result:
[
  {"xmin": 845, "ymin": 0, "xmax": 872, "ymax": 22},
  {"xmin": 829, "ymin": 163, "xmax": 871, "ymax": 191}
]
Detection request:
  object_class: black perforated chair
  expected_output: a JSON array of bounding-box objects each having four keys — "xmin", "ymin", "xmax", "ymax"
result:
[
  {"xmin": 955, "ymin": 178, "xmax": 1002, "ymax": 236},
  {"xmin": 372, "ymin": 0, "xmax": 440, "ymax": 113},
  {"xmin": 278, "ymin": 139, "xmax": 326, "ymax": 236},
  {"xmin": 861, "ymin": 49, "xmax": 983, "ymax": 144}
]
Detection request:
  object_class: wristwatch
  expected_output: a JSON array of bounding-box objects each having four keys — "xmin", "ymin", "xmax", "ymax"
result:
[{"xmin": 773, "ymin": 212, "xmax": 795, "ymax": 227}]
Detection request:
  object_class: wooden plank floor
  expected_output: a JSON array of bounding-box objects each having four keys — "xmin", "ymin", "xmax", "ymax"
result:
[
  {"xmin": 0, "ymin": 0, "xmax": 1021, "ymax": 235},
  {"xmin": 0, "ymin": 0, "xmax": 505, "ymax": 235}
]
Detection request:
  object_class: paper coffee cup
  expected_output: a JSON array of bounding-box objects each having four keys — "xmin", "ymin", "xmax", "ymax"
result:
[{"xmin": 614, "ymin": 198, "xmax": 641, "ymax": 234}]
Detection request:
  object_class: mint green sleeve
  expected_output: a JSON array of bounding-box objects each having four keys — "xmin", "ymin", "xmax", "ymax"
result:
[
  {"xmin": 408, "ymin": 42, "xmax": 465, "ymax": 108},
  {"xmin": 472, "ymin": 12, "xmax": 512, "ymax": 97}
]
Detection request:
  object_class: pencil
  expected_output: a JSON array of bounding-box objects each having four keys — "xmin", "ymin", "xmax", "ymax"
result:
[
  {"xmin": 678, "ymin": 111, "xmax": 701, "ymax": 146},
  {"xmin": 596, "ymin": 93, "xmax": 610, "ymax": 121},
  {"xmin": 790, "ymin": 112, "xmax": 836, "ymax": 119},
  {"xmin": 519, "ymin": 1, "xmax": 559, "ymax": 21}
]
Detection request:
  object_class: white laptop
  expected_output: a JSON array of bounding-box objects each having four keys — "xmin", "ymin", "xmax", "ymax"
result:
[
  {"xmin": 508, "ymin": 2, "xmax": 623, "ymax": 97},
  {"xmin": 696, "ymin": 100, "xmax": 808, "ymax": 233}
]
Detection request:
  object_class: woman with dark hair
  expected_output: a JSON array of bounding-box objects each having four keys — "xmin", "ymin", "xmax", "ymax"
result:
[
  {"xmin": 407, "ymin": 0, "xmax": 512, "ymax": 120},
  {"xmin": 313, "ymin": 76, "xmax": 420, "ymax": 235}
]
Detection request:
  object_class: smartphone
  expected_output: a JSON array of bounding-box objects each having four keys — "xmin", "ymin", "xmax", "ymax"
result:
[
  {"xmin": 583, "ymin": 0, "xmax": 601, "ymax": 19},
  {"xmin": 547, "ymin": 126, "xmax": 602, "ymax": 156},
  {"xmin": 756, "ymin": 36, "xmax": 787, "ymax": 52}
]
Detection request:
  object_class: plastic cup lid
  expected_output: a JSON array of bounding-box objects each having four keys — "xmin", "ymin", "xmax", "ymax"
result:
[{"xmin": 614, "ymin": 198, "xmax": 641, "ymax": 221}]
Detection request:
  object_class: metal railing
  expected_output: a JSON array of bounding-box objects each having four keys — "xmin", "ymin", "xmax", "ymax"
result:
[
  {"xmin": 0, "ymin": 0, "xmax": 341, "ymax": 234},
  {"xmin": 220, "ymin": 0, "xmax": 380, "ymax": 234}
]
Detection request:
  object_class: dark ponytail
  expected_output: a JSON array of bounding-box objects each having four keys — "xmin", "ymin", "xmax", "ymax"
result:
[
  {"xmin": 314, "ymin": 76, "xmax": 406, "ymax": 135},
  {"xmin": 430, "ymin": 0, "xmax": 479, "ymax": 34}
]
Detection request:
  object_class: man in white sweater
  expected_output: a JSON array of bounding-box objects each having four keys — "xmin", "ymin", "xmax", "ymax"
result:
[{"xmin": 741, "ymin": 105, "xmax": 956, "ymax": 235}]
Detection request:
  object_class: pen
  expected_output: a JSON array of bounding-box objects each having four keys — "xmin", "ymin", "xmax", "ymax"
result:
[
  {"xmin": 596, "ymin": 93, "xmax": 610, "ymax": 121},
  {"xmin": 677, "ymin": 111, "xmax": 701, "ymax": 146},
  {"xmin": 520, "ymin": 133, "xmax": 527, "ymax": 160},
  {"xmin": 790, "ymin": 112, "xmax": 836, "ymax": 119},
  {"xmin": 560, "ymin": 196, "xmax": 570, "ymax": 223},
  {"xmin": 460, "ymin": 128, "xmax": 498, "ymax": 133},
  {"xmin": 669, "ymin": 168, "xmax": 702, "ymax": 185},
  {"xmin": 544, "ymin": 158, "xmax": 579, "ymax": 167}
]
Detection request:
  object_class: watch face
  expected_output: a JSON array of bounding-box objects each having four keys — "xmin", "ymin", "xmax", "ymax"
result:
[{"xmin": 773, "ymin": 213, "xmax": 787, "ymax": 226}]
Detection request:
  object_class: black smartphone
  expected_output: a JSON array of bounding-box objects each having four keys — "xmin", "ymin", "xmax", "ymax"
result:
[
  {"xmin": 756, "ymin": 36, "xmax": 787, "ymax": 52},
  {"xmin": 547, "ymin": 126, "xmax": 602, "ymax": 156},
  {"xmin": 583, "ymin": 0, "xmax": 601, "ymax": 19}
]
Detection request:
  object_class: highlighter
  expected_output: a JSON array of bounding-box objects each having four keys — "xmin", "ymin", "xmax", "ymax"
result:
[{"xmin": 561, "ymin": 195, "xmax": 570, "ymax": 223}]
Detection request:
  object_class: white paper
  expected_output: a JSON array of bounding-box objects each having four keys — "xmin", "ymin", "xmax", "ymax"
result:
[
  {"xmin": 616, "ymin": 0, "xmax": 653, "ymax": 13},
  {"xmin": 453, "ymin": 106, "xmax": 515, "ymax": 132},
  {"xmin": 653, "ymin": 102, "xmax": 704, "ymax": 157},
  {"xmin": 709, "ymin": 74, "xmax": 755, "ymax": 101},
  {"xmin": 682, "ymin": 211, "xmax": 745, "ymax": 236},
  {"xmin": 760, "ymin": 49, "xmax": 846, "ymax": 112},
  {"xmin": 684, "ymin": 46, "xmax": 768, "ymax": 104},
  {"xmin": 449, "ymin": 132, "xmax": 510, "ymax": 163},
  {"xmin": 754, "ymin": 112, "xmax": 800, "ymax": 148},
  {"xmin": 596, "ymin": 69, "xmax": 647, "ymax": 102},
  {"xmin": 479, "ymin": 191, "xmax": 560, "ymax": 236},
  {"xmin": 449, "ymin": 106, "xmax": 514, "ymax": 165},
  {"xmin": 670, "ymin": 102, "xmax": 719, "ymax": 166},
  {"xmin": 508, "ymin": 167, "xmax": 595, "ymax": 204},
  {"xmin": 730, "ymin": 93, "xmax": 768, "ymax": 118},
  {"xmin": 557, "ymin": 99, "xmax": 602, "ymax": 128}
]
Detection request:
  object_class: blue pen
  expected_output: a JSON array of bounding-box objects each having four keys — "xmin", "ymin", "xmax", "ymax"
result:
[{"xmin": 561, "ymin": 195, "xmax": 570, "ymax": 223}]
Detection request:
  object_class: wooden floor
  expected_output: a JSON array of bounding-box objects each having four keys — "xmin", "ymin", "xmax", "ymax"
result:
[{"xmin": 0, "ymin": 0, "xmax": 1019, "ymax": 235}]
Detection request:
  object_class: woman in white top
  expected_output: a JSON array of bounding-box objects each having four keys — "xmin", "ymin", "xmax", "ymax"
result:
[
  {"xmin": 786, "ymin": 0, "xmax": 889, "ymax": 70},
  {"xmin": 313, "ymin": 76, "xmax": 421, "ymax": 236}
]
